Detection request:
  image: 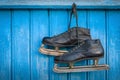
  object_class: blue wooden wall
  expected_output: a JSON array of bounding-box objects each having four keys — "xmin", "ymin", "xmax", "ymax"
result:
[{"xmin": 0, "ymin": 9, "xmax": 120, "ymax": 80}]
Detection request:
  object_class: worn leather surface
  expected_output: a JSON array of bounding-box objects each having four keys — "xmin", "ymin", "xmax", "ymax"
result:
[
  {"xmin": 42, "ymin": 27, "xmax": 91, "ymax": 47},
  {"xmin": 54, "ymin": 39, "xmax": 104, "ymax": 63}
]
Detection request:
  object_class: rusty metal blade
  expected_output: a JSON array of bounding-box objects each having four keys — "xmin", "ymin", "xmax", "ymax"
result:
[
  {"xmin": 39, "ymin": 44, "xmax": 68, "ymax": 56},
  {"xmin": 53, "ymin": 64, "xmax": 109, "ymax": 73}
]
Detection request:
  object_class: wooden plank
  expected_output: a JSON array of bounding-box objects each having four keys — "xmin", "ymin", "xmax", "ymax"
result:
[
  {"xmin": 107, "ymin": 10, "xmax": 120, "ymax": 80},
  {"xmin": 30, "ymin": 10, "xmax": 49, "ymax": 80},
  {"xmin": 49, "ymin": 10, "xmax": 68, "ymax": 80},
  {"xmin": 0, "ymin": 0, "xmax": 120, "ymax": 8},
  {"xmin": 87, "ymin": 10, "xmax": 106, "ymax": 80},
  {"xmin": 12, "ymin": 10, "xmax": 30, "ymax": 80},
  {"xmin": 0, "ymin": 0, "xmax": 120, "ymax": 9},
  {"xmin": 0, "ymin": 5, "xmax": 120, "ymax": 9},
  {"xmin": 0, "ymin": 10, "xmax": 11, "ymax": 80},
  {"xmin": 69, "ymin": 10, "xmax": 88, "ymax": 80}
]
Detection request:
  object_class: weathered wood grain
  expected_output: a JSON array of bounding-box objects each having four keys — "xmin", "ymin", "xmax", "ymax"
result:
[
  {"xmin": 0, "ymin": 0, "xmax": 120, "ymax": 9},
  {"xmin": 107, "ymin": 10, "xmax": 120, "ymax": 80},
  {"xmin": 0, "ymin": 7, "xmax": 119, "ymax": 80},
  {"xmin": 30, "ymin": 10, "xmax": 49, "ymax": 80},
  {"xmin": 0, "ymin": 10, "xmax": 11, "ymax": 80},
  {"xmin": 12, "ymin": 10, "xmax": 30, "ymax": 80}
]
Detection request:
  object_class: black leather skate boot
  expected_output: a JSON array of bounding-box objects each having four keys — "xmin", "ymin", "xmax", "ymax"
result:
[
  {"xmin": 42, "ymin": 27, "xmax": 90, "ymax": 47},
  {"xmin": 55, "ymin": 39, "xmax": 104, "ymax": 63},
  {"xmin": 53, "ymin": 39, "xmax": 109, "ymax": 73},
  {"xmin": 39, "ymin": 3, "xmax": 91, "ymax": 56}
]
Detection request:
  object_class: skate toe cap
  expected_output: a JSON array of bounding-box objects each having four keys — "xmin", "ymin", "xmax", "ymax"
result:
[{"xmin": 42, "ymin": 37, "xmax": 52, "ymax": 44}]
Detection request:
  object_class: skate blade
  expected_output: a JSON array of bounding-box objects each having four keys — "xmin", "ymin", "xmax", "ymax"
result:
[
  {"xmin": 39, "ymin": 44, "xmax": 68, "ymax": 56},
  {"xmin": 53, "ymin": 64, "xmax": 109, "ymax": 73}
]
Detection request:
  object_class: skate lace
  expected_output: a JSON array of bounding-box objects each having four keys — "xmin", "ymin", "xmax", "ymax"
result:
[{"xmin": 69, "ymin": 41, "xmax": 85, "ymax": 53}]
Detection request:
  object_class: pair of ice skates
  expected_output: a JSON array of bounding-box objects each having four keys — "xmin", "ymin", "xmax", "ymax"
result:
[{"xmin": 39, "ymin": 3, "xmax": 109, "ymax": 73}]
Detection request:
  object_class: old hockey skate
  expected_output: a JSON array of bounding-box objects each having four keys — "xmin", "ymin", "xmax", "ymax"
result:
[
  {"xmin": 53, "ymin": 39, "xmax": 109, "ymax": 73},
  {"xmin": 39, "ymin": 3, "xmax": 91, "ymax": 56}
]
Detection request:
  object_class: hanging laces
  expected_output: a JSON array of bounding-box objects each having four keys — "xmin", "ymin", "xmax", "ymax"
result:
[
  {"xmin": 68, "ymin": 3, "xmax": 90, "ymax": 35},
  {"xmin": 68, "ymin": 3, "xmax": 80, "ymax": 45},
  {"xmin": 68, "ymin": 3, "xmax": 78, "ymax": 30}
]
